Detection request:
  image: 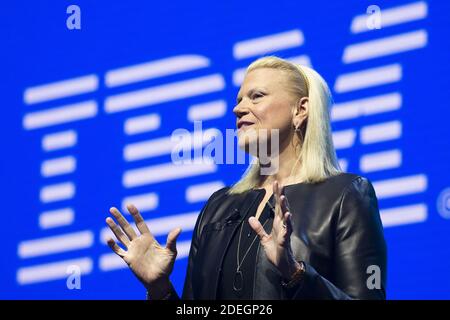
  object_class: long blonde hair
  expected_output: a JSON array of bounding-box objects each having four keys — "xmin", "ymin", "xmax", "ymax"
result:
[{"xmin": 228, "ymin": 56, "xmax": 341, "ymax": 194}]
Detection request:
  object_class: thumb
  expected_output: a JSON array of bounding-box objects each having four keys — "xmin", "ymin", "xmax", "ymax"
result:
[
  {"xmin": 166, "ymin": 227, "xmax": 182, "ymax": 253},
  {"xmin": 248, "ymin": 217, "xmax": 269, "ymax": 242}
]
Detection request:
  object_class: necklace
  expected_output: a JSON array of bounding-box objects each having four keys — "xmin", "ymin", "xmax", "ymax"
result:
[
  {"xmin": 232, "ymin": 199, "xmax": 275, "ymax": 293},
  {"xmin": 232, "ymin": 190, "xmax": 293, "ymax": 293}
]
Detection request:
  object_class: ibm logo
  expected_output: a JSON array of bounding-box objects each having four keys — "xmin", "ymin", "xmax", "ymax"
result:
[{"xmin": 16, "ymin": 1, "xmax": 429, "ymax": 286}]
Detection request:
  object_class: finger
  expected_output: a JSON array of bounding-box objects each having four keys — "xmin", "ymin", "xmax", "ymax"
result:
[
  {"xmin": 106, "ymin": 217, "xmax": 131, "ymax": 247},
  {"xmin": 165, "ymin": 228, "xmax": 182, "ymax": 253},
  {"xmin": 284, "ymin": 212, "xmax": 294, "ymax": 234},
  {"xmin": 107, "ymin": 238, "xmax": 127, "ymax": 258},
  {"xmin": 273, "ymin": 181, "xmax": 283, "ymax": 218},
  {"xmin": 284, "ymin": 195, "xmax": 292, "ymax": 212},
  {"xmin": 280, "ymin": 195, "xmax": 289, "ymax": 214},
  {"xmin": 248, "ymin": 217, "xmax": 269, "ymax": 241},
  {"xmin": 109, "ymin": 207, "xmax": 137, "ymax": 241},
  {"xmin": 127, "ymin": 204, "xmax": 152, "ymax": 236},
  {"xmin": 273, "ymin": 180, "xmax": 280, "ymax": 199}
]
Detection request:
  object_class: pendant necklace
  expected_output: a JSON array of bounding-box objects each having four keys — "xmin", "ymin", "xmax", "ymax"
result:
[{"xmin": 232, "ymin": 201, "xmax": 274, "ymax": 293}]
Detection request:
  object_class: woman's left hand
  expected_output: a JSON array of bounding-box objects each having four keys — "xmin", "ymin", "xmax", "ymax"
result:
[{"xmin": 248, "ymin": 180, "xmax": 301, "ymax": 280}]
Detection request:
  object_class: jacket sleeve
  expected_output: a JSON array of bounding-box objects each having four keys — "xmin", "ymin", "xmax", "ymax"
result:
[
  {"xmin": 180, "ymin": 189, "xmax": 216, "ymax": 300},
  {"xmin": 288, "ymin": 177, "xmax": 387, "ymax": 300}
]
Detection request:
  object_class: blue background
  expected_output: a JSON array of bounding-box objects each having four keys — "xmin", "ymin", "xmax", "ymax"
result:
[{"xmin": 1, "ymin": 0, "xmax": 449, "ymax": 299}]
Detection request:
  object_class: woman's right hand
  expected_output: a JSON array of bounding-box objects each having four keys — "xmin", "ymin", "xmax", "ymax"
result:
[{"xmin": 105, "ymin": 204, "xmax": 182, "ymax": 297}]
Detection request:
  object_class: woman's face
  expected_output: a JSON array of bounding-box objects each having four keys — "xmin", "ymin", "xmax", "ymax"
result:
[{"xmin": 233, "ymin": 68, "xmax": 299, "ymax": 154}]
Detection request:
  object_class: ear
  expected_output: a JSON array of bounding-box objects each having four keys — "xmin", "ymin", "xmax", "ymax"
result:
[{"xmin": 293, "ymin": 97, "xmax": 309, "ymax": 127}]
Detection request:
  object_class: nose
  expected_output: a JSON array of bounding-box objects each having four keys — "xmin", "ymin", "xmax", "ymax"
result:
[{"xmin": 233, "ymin": 102, "xmax": 249, "ymax": 119}]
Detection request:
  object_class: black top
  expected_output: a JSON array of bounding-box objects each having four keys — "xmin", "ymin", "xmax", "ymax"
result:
[
  {"xmin": 173, "ymin": 173, "xmax": 386, "ymax": 300},
  {"xmin": 217, "ymin": 189, "xmax": 273, "ymax": 299}
]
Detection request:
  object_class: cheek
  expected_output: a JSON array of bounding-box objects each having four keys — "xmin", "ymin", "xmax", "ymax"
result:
[{"xmin": 257, "ymin": 102, "xmax": 292, "ymax": 131}]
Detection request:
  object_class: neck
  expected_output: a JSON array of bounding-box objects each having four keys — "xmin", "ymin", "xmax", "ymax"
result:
[{"xmin": 258, "ymin": 133, "xmax": 302, "ymax": 188}]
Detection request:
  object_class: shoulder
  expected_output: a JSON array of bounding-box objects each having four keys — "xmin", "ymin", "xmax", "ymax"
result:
[
  {"xmin": 317, "ymin": 172, "xmax": 377, "ymax": 207},
  {"xmin": 314, "ymin": 172, "xmax": 376, "ymax": 200},
  {"xmin": 285, "ymin": 173, "xmax": 378, "ymax": 223},
  {"xmin": 331, "ymin": 173, "xmax": 376, "ymax": 201},
  {"xmin": 332, "ymin": 173, "xmax": 381, "ymax": 229},
  {"xmin": 322, "ymin": 172, "xmax": 372, "ymax": 190},
  {"xmin": 193, "ymin": 186, "xmax": 232, "ymax": 237},
  {"xmin": 198, "ymin": 186, "xmax": 232, "ymax": 217},
  {"xmin": 291, "ymin": 172, "xmax": 375, "ymax": 202},
  {"xmin": 206, "ymin": 186, "xmax": 232, "ymax": 203}
]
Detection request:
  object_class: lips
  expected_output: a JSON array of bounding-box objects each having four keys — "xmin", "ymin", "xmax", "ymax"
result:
[{"xmin": 237, "ymin": 121, "xmax": 254, "ymax": 129}]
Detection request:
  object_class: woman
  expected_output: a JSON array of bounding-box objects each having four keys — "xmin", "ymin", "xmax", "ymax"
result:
[{"xmin": 105, "ymin": 56, "xmax": 387, "ymax": 300}]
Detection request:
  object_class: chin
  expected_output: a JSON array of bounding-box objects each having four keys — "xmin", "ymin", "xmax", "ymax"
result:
[
  {"xmin": 237, "ymin": 136, "xmax": 257, "ymax": 155},
  {"xmin": 237, "ymin": 128, "xmax": 270, "ymax": 157}
]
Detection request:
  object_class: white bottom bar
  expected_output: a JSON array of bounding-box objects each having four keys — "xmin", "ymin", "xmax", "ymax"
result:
[
  {"xmin": 40, "ymin": 182, "xmax": 76, "ymax": 203},
  {"xmin": 121, "ymin": 192, "xmax": 159, "ymax": 213},
  {"xmin": 332, "ymin": 92, "xmax": 402, "ymax": 122},
  {"xmin": 373, "ymin": 174, "xmax": 427, "ymax": 199},
  {"xmin": 41, "ymin": 156, "xmax": 76, "ymax": 177},
  {"xmin": 39, "ymin": 208, "xmax": 75, "ymax": 229},
  {"xmin": 188, "ymin": 100, "xmax": 227, "ymax": 122},
  {"xmin": 17, "ymin": 257, "xmax": 93, "ymax": 285},
  {"xmin": 334, "ymin": 64, "xmax": 402, "ymax": 93},
  {"xmin": 360, "ymin": 150, "xmax": 402, "ymax": 172},
  {"xmin": 18, "ymin": 231, "xmax": 94, "ymax": 259},
  {"xmin": 360, "ymin": 121, "xmax": 402, "ymax": 144},
  {"xmin": 123, "ymin": 159, "xmax": 217, "ymax": 188},
  {"xmin": 42, "ymin": 130, "xmax": 77, "ymax": 151},
  {"xmin": 124, "ymin": 114, "xmax": 161, "ymax": 135},
  {"xmin": 333, "ymin": 129, "xmax": 356, "ymax": 149},
  {"xmin": 23, "ymin": 101, "xmax": 98, "ymax": 130},
  {"xmin": 381, "ymin": 204, "xmax": 427, "ymax": 227},
  {"xmin": 186, "ymin": 181, "xmax": 225, "ymax": 203}
]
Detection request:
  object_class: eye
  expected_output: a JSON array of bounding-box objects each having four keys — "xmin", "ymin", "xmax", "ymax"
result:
[{"xmin": 252, "ymin": 92, "xmax": 264, "ymax": 100}]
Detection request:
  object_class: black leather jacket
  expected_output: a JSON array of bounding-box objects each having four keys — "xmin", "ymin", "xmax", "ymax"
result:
[{"xmin": 167, "ymin": 173, "xmax": 387, "ymax": 300}]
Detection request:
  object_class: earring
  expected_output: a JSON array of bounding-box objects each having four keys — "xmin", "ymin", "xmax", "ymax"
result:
[{"xmin": 294, "ymin": 123, "xmax": 304, "ymax": 143}]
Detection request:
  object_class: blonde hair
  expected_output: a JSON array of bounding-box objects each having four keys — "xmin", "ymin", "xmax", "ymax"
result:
[{"xmin": 228, "ymin": 56, "xmax": 341, "ymax": 194}]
